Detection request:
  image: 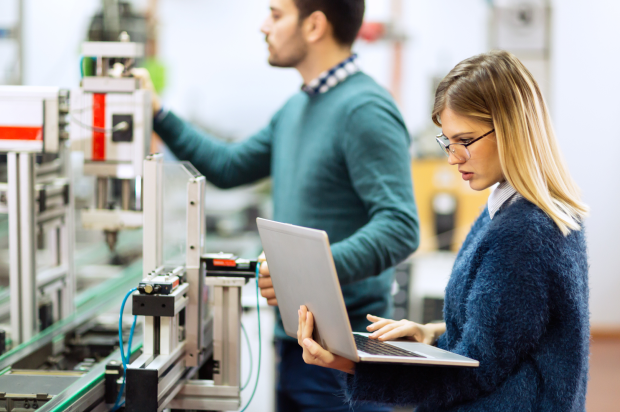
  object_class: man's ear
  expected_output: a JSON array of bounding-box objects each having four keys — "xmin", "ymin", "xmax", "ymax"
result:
[{"xmin": 302, "ymin": 10, "xmax": 331, "ymax": 44}]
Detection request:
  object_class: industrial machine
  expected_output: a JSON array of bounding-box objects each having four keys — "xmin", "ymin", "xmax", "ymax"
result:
[
  {"xmin": 70, "ymin": 35, "xmax": 152, "ymax": 251},
  {"xmin": 0, "ymin": 35, "xmax": 259, "ymax": 410},
  {"xmin": 0, "ymin": 71, "xmax": 146, "ymax": 410},
  {"xmin": 0, "ymin": 151, "xmax": 260, "ymax": 411},
  {"xmin": 0, "ymin": 86, "xmax": 75, "ymax": 346},
  {"xmin": 122, "ymin": 154, "xmax": 258, "ymax": 411},
  {"xmin": 490, "ymin": 0, "xmax": 551, "ymax": 100}
]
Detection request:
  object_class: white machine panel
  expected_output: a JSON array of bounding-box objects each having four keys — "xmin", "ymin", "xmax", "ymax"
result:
[
  {"xmin": 0, "ymin": 86, "xmax": 62, "ymax": 153},
  {"xmin": 70, "ymin": 88, "xmax": 151, "ymax": 178},
  {"xmin": 0, "ymin": 99, "xmax": 43, "ymax": 126},
  {"xmin": 82, "ymin": 41, "xmax": 145, "ymax": 58},
  {"xmin": 82, "ymin": 77, "xmax": 139, "ymax": 93}
]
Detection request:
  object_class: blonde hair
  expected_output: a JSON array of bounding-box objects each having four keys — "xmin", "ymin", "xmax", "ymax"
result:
[{"xmin": 432, "ymin": 50, "xmax": 588, "ymax": 235}]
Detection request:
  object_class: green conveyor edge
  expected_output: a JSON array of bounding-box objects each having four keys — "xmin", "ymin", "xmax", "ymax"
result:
[
  {"xmin": 0, "ymin": 259, "xmax": 145, "ymax": 411},
  {"xmin": 47, "ymin": 343, "xmax": 143, "ymax": 412}
]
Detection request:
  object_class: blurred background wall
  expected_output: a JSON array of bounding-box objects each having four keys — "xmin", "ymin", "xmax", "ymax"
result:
[{"xmin": 552, "ymin": 0, "xmax": 620, "ymax": 330}]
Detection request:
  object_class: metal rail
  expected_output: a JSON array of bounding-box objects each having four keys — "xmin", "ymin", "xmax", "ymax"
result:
[{"xmin": 0, "ymin": 259, "xmax": 143, "ymax": 371}]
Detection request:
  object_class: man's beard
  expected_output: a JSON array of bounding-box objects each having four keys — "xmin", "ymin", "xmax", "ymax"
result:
[{"xmin": 267, "ymin": 30, "xmax": 308, "ymax": 68}]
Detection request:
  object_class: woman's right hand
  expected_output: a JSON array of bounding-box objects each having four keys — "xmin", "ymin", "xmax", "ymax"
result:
[{"xmin": 366, "ymin": 315, "xmax": 445, "ymax": 346}]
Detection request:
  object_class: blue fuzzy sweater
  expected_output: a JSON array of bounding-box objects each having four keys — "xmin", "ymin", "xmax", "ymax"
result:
[{"xmin": 346, "ymin": 197, "xmax": 589, "ymax": 411}]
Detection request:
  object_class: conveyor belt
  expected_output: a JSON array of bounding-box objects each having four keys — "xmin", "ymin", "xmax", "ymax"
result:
[
  {"xmin": 0, "ymin": 260, "xmax": 145, "ymax": 411},
  {"xmin": 38, "ymin": 343, "xmax": 143, "ymax": 412},
  {"xmin": 0, "ymin": 372, "xmax": 82, "ymax": 395}
]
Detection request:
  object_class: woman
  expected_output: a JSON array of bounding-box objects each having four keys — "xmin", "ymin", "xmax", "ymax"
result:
[{"xmin": 296, "ymin": 50, "xmax": 590, "ymax": 411}]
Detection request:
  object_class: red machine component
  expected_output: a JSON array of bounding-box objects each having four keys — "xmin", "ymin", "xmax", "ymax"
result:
[
  {"xmin": 0, "ymin": 126, "xmax": 42, "ymax": 141},
  {"xmin": 92, "ymin": 93, "xmax": 106, "ymax": 160}
]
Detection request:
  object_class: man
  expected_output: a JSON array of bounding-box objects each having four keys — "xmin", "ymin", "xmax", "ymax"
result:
[{"xmin": 136, "ymin": 0, "xmax": 419, "ymax": 410}]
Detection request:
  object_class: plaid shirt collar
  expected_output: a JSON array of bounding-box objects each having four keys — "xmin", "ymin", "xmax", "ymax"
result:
[{"xmin": 301, "ymin": 54, "xmax": 359, "ymax": 96}]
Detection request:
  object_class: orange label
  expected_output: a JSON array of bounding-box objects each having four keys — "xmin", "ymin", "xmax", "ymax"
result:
[{"xmin": 213, "ymin": 259, "xmax": 236, "ymax": 267}]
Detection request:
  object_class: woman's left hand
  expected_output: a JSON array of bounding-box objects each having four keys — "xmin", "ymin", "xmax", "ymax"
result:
[{"xmin": 297, "ymin": 305, "xmax": 356, "ymax": 374}]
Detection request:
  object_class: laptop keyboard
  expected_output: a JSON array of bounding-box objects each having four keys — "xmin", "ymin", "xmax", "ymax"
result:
[{"xmin": 354, "ymin": 334, "xmax": 424, "ymax": 358}]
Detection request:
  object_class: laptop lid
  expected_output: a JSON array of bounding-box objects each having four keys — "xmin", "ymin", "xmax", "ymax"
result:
[{"xmin": 256, "ymin": 218, "xmax": 360, "ymax": 361}]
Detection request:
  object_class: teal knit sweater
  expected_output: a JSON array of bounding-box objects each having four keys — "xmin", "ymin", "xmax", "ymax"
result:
[{"xmin": 154, "ymin": 72, "xmax": 420, "ymax": 339}]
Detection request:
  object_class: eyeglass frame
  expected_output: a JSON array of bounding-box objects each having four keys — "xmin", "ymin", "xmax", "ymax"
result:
[{"xmin": 435, "ymin": 129, "xmax": 495, "ymax": 160}]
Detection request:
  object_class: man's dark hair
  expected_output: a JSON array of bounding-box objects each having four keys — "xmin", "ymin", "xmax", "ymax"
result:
[{"xmin": 293, "ymin": 0, "xmax": 365, "ymax": 46}]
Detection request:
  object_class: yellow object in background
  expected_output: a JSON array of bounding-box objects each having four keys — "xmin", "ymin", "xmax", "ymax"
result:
[{"xmin": 412, "ymin": 159, "xmax": 490, "ymax": 253}]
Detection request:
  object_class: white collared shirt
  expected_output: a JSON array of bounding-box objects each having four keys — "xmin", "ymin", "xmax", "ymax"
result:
[{"xmin": 488, "ymin": 181, "xmax": 520, "ymax": 219}]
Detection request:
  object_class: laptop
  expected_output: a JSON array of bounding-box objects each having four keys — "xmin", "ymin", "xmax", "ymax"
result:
[{"xmin": 256, "ymin": 218, "xmax": 479, "ymax": 367}]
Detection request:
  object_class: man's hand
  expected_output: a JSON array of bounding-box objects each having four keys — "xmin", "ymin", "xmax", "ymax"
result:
[
  {"xmin": 257, "ymin": 252, "xmax": 277, "ymax": 306},
  {"xmin": 131, "ymin": 68, "xmax": 162, "ymax": 115},
  {"xmin": 366, "ymin": 314, "xmax": 445, "ymax": 346},
  {"xmin": 298, "ymin": 305, "xmax": 356, "ymax": 374}
]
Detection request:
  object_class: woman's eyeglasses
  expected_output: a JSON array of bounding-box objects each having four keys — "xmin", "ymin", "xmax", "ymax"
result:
[{"xmin": 435, "ymin": 129, "xmax": 495, "ymax": 161}]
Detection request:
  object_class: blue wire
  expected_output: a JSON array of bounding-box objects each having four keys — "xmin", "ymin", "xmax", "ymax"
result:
[
  {"xmin": 240, "ymin": 322, "xmax": 253, "ymax": 391},
  {"xmin": 110, "ymin": 262, "xmax": 262, "ymax": 409},
  {"xmin": 112, "ymin": 287, "xmax": 138, "ymax": 411},
  {"xmin": 240, "ymin": 262, "xmax": 262, "ymax": 412}
]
